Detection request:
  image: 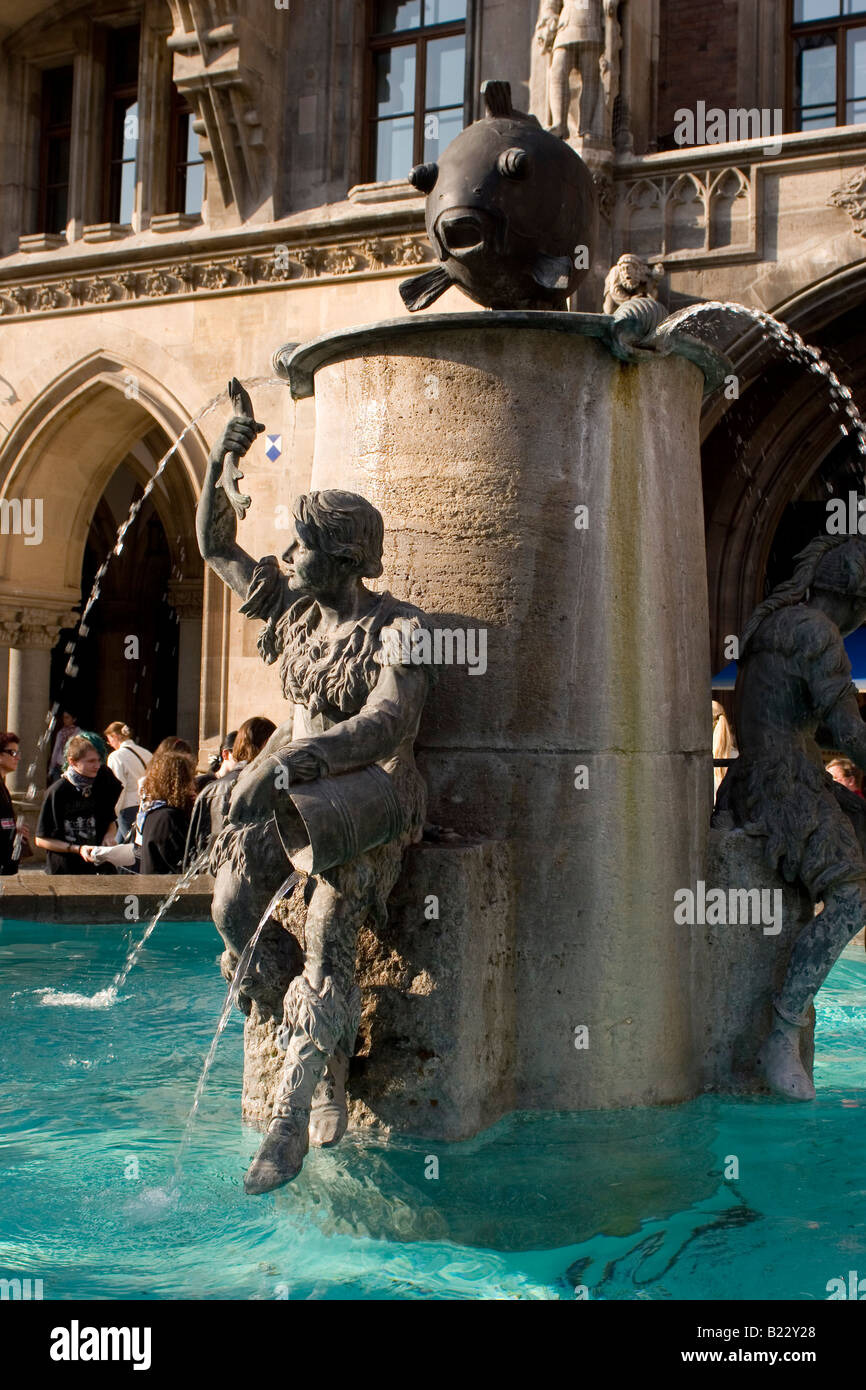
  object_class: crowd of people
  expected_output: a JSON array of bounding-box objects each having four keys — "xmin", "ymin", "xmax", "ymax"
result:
[{"xmin": 0, "ymin": 714, "xmax": 276, "ymax": 877}]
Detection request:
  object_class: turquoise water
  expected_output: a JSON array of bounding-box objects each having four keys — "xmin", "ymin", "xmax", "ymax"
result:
[{"xmin": 1, "ymin": 918, "xmax": 865, "ymax": 1301}]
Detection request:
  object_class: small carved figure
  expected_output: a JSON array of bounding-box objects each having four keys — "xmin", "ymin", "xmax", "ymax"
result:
[
  {"xmin": 401, "ymin": 79, "xmax": 596, "ymax": 312},
  {"xmin": 197, "ymin": 400, "xmax": 430, "ymax": 1193},
  {"xmin": 534, "ymin": 0, "xmax": 620, "ymax": 144},
  {"xmin": 714, "ymin": 535, "xmax": 866, "ymax": 1100},
  {"xmin": 603, "ymin": 253, "xmax": 664, "ymax": 315}
]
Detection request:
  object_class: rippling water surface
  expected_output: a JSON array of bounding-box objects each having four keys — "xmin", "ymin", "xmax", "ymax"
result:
[{"xmin": 1, "ymin": 919, "xmax": 864, "ymax": 1300}]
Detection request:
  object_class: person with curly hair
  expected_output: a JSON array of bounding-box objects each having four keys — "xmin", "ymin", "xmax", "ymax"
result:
[{"xmin": 82, "ymin": 749, "xmax": 196, "ymax": 875}]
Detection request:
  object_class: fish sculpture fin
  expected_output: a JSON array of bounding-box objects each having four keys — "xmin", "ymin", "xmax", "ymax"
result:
[
  {"xmin": 481, "ymin": 79, "xmax": 513, "ymax": 118},
  {"xmin": 399, "ymin": 265, "xmax": 453, "ymax": 312},
  {"xmin": 531, "ymin": 251, "xmax": 574, "ymax": 292}
]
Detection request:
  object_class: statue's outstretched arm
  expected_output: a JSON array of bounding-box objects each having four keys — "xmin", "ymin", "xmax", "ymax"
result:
[
  {"xmin": 824, "ymin": 692, "xmax": 866, "ymax": 771},
  {"xmin": 196, "ymin": 416, "xmax": 264, "ymax": 599}
]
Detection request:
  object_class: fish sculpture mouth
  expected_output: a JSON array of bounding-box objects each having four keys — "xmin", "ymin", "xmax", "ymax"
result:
[{"xmin": 434, "ymin": 207, "xmax": 497, "ymax": 260}]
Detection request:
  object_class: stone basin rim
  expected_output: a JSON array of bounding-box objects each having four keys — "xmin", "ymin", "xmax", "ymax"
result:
[{"xmin": 274, "ymin": 310, "xmax": 730, "ymax": 399}]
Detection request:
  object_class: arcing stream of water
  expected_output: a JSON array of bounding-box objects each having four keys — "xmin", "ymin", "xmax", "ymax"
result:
[
  {"xmin": 666, "ymin": 300, "xmax": 866, "ymax": 468},
  {"xmin": 12, "ymin": 374, "xmax": 286, "ymax": 856},
  {"xmin": 172, "ymin": 873, "xmax": 299, "ymax": 1181},
  {"xmin": 36, "ymin": 850, "xmax": 211, "ymax": 1009}
]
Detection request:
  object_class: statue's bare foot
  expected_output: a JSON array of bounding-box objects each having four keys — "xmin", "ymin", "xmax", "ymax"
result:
[
  {"xmin": 546, "ymin": 121, "xmax": 569, "ymax": 139},
  {"xmin": 757, "ymin": 1022, "xmax": 816, "ymax": 1101},
  {"xmin": 243, "ymin": 1112, "xmax": 309, "ymax": 1194},
  {"xmin": 310, "ymin": 1051, "xmax": 349, "ymax": 1148}
]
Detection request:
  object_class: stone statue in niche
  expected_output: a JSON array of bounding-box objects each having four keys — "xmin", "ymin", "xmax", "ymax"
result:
[
  {"xmin": 196, "ymin": 394, "xmax": 430, "ymax": 1194},
  {"xmin": 713, "ymin": 535, "xmax": 866, "ymax": 1100},
  {"xmin": 533, "ymin": 0, "xmax": 621, "ymax": 147},
  {"xmin": 401, "ymin": 79, "xmax": 597, "ymax": 313}
]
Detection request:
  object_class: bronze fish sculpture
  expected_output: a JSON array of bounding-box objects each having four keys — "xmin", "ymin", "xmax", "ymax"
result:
[
  {"xmin": 400, "ymin": 79, "xmax": 597, "ymax": 313},
  {"xmin": 220, "ymin": 377, "xmax": 260, "ymax": 520}
]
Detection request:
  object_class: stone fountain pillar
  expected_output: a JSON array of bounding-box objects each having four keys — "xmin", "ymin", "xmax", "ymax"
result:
[{"xmin": 274, "ymin": 311, "xmax": 725, "ymax": 1125}]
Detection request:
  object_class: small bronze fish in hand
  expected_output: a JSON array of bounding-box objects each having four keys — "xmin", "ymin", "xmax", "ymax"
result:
[{"xmin": 219, "ymin": 378, "xmax": 262, "ymax": 521}]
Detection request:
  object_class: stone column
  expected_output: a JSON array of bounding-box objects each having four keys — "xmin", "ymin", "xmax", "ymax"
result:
[
  {"xmin": 168, "ymin": 581, "xmax": 203, "ymax": 748},
  {"xmin": 0, "ymin": 641, "xmax": 9, "ymax": 730},
  {"xmin": 280, "ymin": 311, "xmax": 718, "ymax": 1118},
  {"xmin": 1, "ymin": 605, "xmax": 76, "ymax": 795}
]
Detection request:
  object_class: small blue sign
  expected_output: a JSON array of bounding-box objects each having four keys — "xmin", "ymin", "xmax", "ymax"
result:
[{"xmin": 265, "ymin": 434, "xmax": 282, "ymax": 461}]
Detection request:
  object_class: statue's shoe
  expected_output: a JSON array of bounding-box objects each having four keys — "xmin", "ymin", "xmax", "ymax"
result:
[
  {"xmin": 243, "ymin": 1112, "xmax": 309, "ymax": 1194},
  {"xmin": 310, "ymin": 1051, "xmax": 349, "ymax": 1148},
  {"xmin": 757, "ymin": 1025, "xmax": 816, "ymax": 1101}
]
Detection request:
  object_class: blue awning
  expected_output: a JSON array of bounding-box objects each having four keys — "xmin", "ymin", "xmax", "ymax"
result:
[{"xmin": 713, "ymin": 625, "xmax": 866, "ymax": 691}]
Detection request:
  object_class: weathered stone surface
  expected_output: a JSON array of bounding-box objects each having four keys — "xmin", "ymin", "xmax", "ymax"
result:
[
  {"xmin": 299, "ymin": 316, "xmax": 712, "ymax": 1113},
  {"xmin": 350, "ymin": 838, "xmax": 515, "ymax": 1140},
  {"xmin": 241, "ymin": 838, "xmax": 515, "ymax": 1141},
  {"xmin": 696, "ymin": 828, "xmax": 815, "ymax": 1093}
]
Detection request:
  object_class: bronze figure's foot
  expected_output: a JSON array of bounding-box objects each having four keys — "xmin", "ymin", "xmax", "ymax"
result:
[
  {"xmin": 243, "ymin": 1111, "xmax": 310, "ymax": 1194},
  {"xmin": 310, "ymin": 1050, "xmax": 350, "ymax": 1148},
  {"xmin": 757, "ymin": 1019, "xmax": 816, "ymax": 1102}
]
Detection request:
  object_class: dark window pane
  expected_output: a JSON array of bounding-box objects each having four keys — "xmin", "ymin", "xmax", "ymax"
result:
[
  {"xmin": 423, "ymin": 104, "xmax": 462, "ymax": 159},
  {"xmin": 108, "ymin": 26, "xmax": 140, "ymax": 87},
  {"xmin": 424, "ymin": 0, "xmax": 467, "ymax": 21},
  {"xmin": 375, "ymin": 45, "xmax": 416, "ymax": 116},
  {"xmin": 46, "ymin": 137, "xmax": 70, "ymax": 186},
  {"xmin": 44, "ymin": 66, "xmax": 73, "ymax": 126},
  {"xmin": 794, "ymin": 33, "xmax": 837, "ymax": 112},
  {"xmin": 425, "ymin": 33, "xmax": 465, "ymax": 108},
  {"xmin": 794, "ymin": 0, "xmax": 840, "ymax": 17},
  {"xmin": 45, "ymin": 184, "xmax": 68, "ymax": 234},
  {"xmin": 375, "ymin": 114, "xmax": 415, "ymax": 180},
  {"xmin": 375, "ymin": 1, "xmax": 422, "ymax": 33}
]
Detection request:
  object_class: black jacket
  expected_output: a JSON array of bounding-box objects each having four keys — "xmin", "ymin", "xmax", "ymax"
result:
[{"xmin": 140, "ymin": 804, "xmax": 191, "ymax": 875}]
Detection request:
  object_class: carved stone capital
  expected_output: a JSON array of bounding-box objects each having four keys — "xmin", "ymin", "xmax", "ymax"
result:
[
  {"xmin": 0, "ymin": 603, "xmax": 78, "ymax": 649},
  {"xmin": 167, "ymin": 581, "xmax": 203, "ymax": 620}
]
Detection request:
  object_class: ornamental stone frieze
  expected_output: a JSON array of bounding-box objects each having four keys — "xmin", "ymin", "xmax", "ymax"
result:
[
  {"xmin": 0, "ymin": 603, "xmax": 78, "ymax": 649},
  {"xmin": 0, "ymin": 234, "xmax": 433, "ymax": 319}
]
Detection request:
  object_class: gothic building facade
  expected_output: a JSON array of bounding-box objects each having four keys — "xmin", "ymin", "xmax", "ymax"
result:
[{"xmin": 1, "ymin": 0, "xmax": 865, "ymax": 790}]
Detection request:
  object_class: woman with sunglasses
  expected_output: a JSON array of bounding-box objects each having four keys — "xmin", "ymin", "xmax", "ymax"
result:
[{"xmin": 0, "ymin": 732, "xmax": 32, "ymax": 875}]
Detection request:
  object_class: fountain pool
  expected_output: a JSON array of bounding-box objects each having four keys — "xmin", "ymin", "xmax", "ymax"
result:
[{"xmin": 1, "ymin": 918, "xmax": 864, "ymax": 1301}]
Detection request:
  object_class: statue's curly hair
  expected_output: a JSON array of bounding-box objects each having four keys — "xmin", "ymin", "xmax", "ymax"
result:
[
  {"xmin": 293, "ymin": 491, "xmax": 384, "ymax": 580},
  {"xmin": 741, "ymin": 533, "xmax": 866, "ymax": 656}
]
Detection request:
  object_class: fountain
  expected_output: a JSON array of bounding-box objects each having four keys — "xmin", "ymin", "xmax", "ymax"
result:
[{"xmin": 189, "ymin": 79, "xmax": 846, "ymax": 1195}]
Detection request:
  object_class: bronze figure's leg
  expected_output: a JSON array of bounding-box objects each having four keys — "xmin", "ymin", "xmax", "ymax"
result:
[
  {"xmin": 758, "ymin": 879, "xmax": 866, "ymax": 1101},
  {"xmin": 243, "ymin": 879, "xmax": 364, "ymax": 1194},
  {"xmin": 211, "ymin": 819, "xmax": 303, "ymax": 1016}
]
